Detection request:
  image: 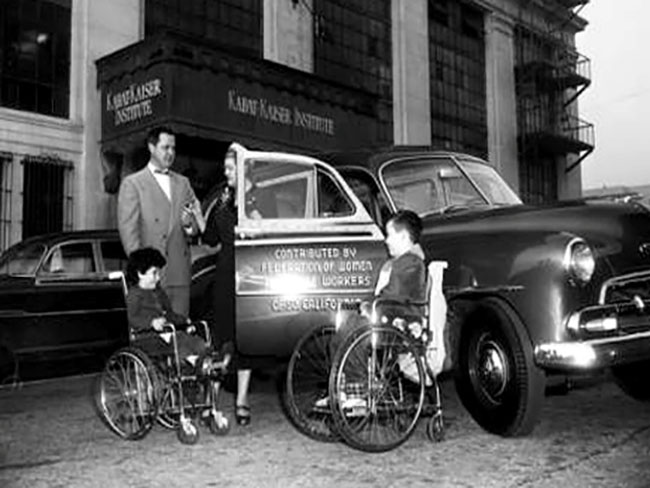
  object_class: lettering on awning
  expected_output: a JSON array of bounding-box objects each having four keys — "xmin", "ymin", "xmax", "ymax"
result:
[
  {"xmin": 105, "ymin": 79, "xmax": 163, "ymax": 127},
  {"xmin": 228, "ymin": 89, "xmax": 335, "ymax": 136}
]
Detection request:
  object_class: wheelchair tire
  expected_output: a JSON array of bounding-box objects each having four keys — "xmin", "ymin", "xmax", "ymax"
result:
[
  {"xmin": 329, "ymin": 325, "xmax": 425, "ymax": 453},
  {"xmin": 95, "ymin": 347, "xmax": 159, "ymax": 440},
  {"xmin": 426, "ymin": 414, "xmax": 445, "ymax": 443},
  {"xmin": 284, "ymin": 324, "xmax": 340, "ymax": 443},
  {"xmin": 177, "ymin": 416, "xmax": 200, "ymax": 445},
  {"xmin": 208, "ymin": 411, "xmax": 230, "ymax": 436}
]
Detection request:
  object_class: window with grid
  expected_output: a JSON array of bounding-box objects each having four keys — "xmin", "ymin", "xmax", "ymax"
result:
[
  {"xmin": 145, "ymin": 0, "xmax": 262, "ymax": 57},
  {"xmin": 428, "ymin": 0, "xmax": 487, "ymax": 158},
  {"xmin": 0, "ymin": 152, "xmax": 12, "ymax": 252},
  {"xmin": 313, "ymin": 0, "xmax": 392, "ymax": 142},
  {"xmin": 519, "ymin": 155, "xmax": 557, "ymax": 205},
  {"xmin": 22, "ymin": 155, "xmax": 74, "ymax": 238},
  {"xmin": 0, "ymin": 0, "xmax": 71, "ymax": 117}
]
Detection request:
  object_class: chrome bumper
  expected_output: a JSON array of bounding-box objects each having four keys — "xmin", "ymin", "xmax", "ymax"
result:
[{"xmin": 534, "ymin": 330, "xmax": 650, "ymax": 370}]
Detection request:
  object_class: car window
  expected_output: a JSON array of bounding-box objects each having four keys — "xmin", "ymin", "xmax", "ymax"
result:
[
  {"xmin": 244, "ymin": 158, "xmax": 354, "ymax": 220},
  {"xmin": 100, "ymin": 240, "xmax": 128, "ymax": 272},
  {"xmin": 245, "ymin": 159, "xmax": 312, "ymax": 219},
  {"xmin": 0, "ymin": 243, "xmax": 46, "ymax": 275},
  {"xmin": 316, "ymin": 169, "xmax": 354, "ymax": 218},
  {"xmin": 339, "ymin": 169, "xmax": 391, "ymax": 227},
  {"xmin": 381, "ymin": 157, "xmax": 486, "ymax": 215},
  {"xmin": 41, "ymin": 242, "xmax": 96, "ymax": 275}
]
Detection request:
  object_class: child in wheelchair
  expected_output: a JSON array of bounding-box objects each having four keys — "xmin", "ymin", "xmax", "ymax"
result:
[
  {"xmin": 125, "ymin": 247, "xmax": 231, "ymax": 428},
  {"xmin": 317, "ymin": 210, "xmax": 428, "ymax": 410}
]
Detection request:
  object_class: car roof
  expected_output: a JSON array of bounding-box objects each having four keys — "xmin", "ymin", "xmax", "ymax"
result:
[
  {"xmin": 11, "ymin": 229, "xmax": 119, "ymax": 249},
  {"xmin": 315, "ymin": 147, "xmax": 488, "ymax": 173}
]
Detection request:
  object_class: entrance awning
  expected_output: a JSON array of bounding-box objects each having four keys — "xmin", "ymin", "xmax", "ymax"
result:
[{"xmin": 96, "ymin": 31, "xmax": 383, "ymax": 154}]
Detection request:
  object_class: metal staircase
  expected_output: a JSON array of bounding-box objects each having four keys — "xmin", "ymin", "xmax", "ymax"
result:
[{"xmin": 515, "ymin": 0, "xmax": 594, "ymax": 188}]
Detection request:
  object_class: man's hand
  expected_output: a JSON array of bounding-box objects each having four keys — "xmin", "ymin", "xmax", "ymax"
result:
[{"xmin": 151, "ymin": 317, "xmax": 166, "ymax": 332}]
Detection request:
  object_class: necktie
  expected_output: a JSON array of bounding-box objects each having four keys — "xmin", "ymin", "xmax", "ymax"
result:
[{"xmin": 154, "ymin": 168, "xmax": 169, "ymax": 175}]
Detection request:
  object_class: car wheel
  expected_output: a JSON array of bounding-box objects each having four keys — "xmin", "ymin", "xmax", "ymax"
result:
[
  {"xmin": 455, "ymin": 297, "xmax": 545, "ymax": 437},
  {"xmin": 612, "ymin": 360, "xmax": 650, "ymax": 401}
]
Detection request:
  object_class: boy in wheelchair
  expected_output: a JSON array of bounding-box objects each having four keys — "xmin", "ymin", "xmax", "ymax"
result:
[
  {"xmin": 318, "ymin": 210, "xmax": 427, "ymax": 409},
  {"xmin": 125, "ymin": 247, "xmax": 231, "ymax": 427}
]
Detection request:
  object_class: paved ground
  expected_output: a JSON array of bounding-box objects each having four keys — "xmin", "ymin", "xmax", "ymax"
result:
[{"xmin": 1, "ymin": 373, "xmax": 650, "ymax": 488}]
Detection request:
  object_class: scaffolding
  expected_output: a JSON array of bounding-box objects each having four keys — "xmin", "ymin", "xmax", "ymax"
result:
[{"xmin": 515, "ymin": 0, "xmax": 594, "ymax": 202}]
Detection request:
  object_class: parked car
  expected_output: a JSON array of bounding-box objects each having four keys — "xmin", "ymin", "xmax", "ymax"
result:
[
  {"xmin": 193, "ymin": 145, "xmax": 650, "ymax": 438},
  {"xmin": 0, "ymin": 230, "xmax": 129, "ymax": 383}
]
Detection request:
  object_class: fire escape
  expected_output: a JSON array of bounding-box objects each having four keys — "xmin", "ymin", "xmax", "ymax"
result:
[{"xmin": 515, "ymin": 0, "xmax": 594, "ymax": 179}]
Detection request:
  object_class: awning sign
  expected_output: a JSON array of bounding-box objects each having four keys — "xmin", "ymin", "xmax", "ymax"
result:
[{"xmin": 104, "ymin": 78, "xmax": 163, "ymax": 127}]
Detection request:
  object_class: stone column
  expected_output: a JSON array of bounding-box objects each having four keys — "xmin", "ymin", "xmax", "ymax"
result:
[
  {"xmin": 264, "ymin": 0, "xmax": 313, "ymax": 72},
  {"xmin": 485, "ymin": 12, "xmax": 520, "ymax": 193},
  {"xmin": 73, "ymin": 0, "xmax": 141, "ymax": 229},
  {"xmin": 392, "ymin": 0, "xmax": 430, "ymax": 145}
]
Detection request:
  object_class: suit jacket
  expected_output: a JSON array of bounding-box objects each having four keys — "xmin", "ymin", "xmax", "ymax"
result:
[
  {"xmin": 117, "ymin": 166, "xmax": 198, "ymax": 287},
  {"xmin": 376, "ymin": 251, "xmax": 426, "ymax": 304}
]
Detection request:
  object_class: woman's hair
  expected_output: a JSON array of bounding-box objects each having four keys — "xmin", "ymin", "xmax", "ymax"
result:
[
  {"xmin": 125, "ymin": 247, "xmax": 166, "ymax": 286},
  {"xmin": 387, "ymin": 210, "xmax": 423, "ymax": 244}
]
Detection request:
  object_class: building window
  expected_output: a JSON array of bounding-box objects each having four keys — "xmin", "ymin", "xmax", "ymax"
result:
[
  {"xmin": 428, "ymin": 0, "xmax": 487, "ymax": 158},
  {"xmin": 515, "ymin": 27, "xmax": 562, "ymax": 203},
  {"xmin": 519, "ymin": 155, "xmax": 557, "ymax": 205},
  {"xmin": 0, "ymin": 152, "xmax": 13, "ymax": 252},
  {"xmin": 313, "ymin": 0, "xmax": 392, "ymax": 143},
  {"xmin": 0, "ymin": 0, "xmax": 71, "ymax": 118},
  {"xmin": 145, "ymin": 0, "xmax": 262, "ymax": 57},
  {"xmin": 22, "ymin": 155, "xmax": 73, "ymax": 238}
]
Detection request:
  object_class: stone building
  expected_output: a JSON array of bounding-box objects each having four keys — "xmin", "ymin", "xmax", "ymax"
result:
[{"xmin": 0, "ymin": 0, "xmax": 592, "ymax": 250}]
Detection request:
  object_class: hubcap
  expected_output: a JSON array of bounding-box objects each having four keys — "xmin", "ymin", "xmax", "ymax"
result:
[{"xmin": 476, "ymin": 335, "xmax": 509, "ymax": 404}]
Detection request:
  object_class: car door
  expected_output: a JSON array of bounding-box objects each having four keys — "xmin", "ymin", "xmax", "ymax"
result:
[
  {"xmin": 27, "ymin": 238, "xmax": 126, "ymax": 360},
  {"xmin": 234, "ymin": 150, "xmax": 388, "ymax": 358}
]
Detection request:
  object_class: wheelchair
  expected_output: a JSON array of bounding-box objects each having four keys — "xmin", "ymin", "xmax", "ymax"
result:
[
  {"xmin": 95, "ymin": 275, "xmax": 231, "ymax": 445},
  {"xmin": 284, "ymin": 262, "xmax": 448, "ymax": 453}
]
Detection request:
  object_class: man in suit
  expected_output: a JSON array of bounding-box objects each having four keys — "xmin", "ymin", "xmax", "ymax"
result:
[{"xmin": 117, "ymin": 126, "xmax": 204, "ymax": 316}]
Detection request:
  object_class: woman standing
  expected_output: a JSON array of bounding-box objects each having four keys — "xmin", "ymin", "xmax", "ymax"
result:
[{"xmin": 202, "ymin": 143, "xmax": 253, "ymax": 426}]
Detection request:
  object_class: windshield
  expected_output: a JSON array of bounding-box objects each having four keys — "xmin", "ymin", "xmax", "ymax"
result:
[
  {"xmin": 381, "ymin": 156, "xmax": 521, "ymax": 216},
  {"xmin": 457, "ymin": 157, "xmax": 521, "ymax": 205},
  {"xmin": 0, "ymin": 242, "xmax": 47, "ymax": 276}
]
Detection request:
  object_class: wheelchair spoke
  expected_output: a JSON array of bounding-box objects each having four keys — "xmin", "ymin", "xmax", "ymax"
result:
[
  {"xmin": 96, "ymin": 348, "xmax": 157, "ymax": 440},
  {"xmin": 332, "ymin": 326, "xmax": 425, "ymax": 452},
  {"xmin": 285, "ymin": 325, "xmax": 339, "ymax": 442}
]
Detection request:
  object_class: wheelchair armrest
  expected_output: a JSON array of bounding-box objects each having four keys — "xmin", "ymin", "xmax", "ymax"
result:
[{"xmin": 191, "ymin": 320, "xmax": 212, "ymax": 345}]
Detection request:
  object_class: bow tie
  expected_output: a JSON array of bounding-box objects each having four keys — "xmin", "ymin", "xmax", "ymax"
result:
[{"xmin": 153, "ymin": 168, "xmax": 170, "ymax": 175}]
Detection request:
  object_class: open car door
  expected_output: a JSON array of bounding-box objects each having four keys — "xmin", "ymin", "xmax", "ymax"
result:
[{"xmin": 233, "ymin": 148, "xmax": 387, "ymax": 358}]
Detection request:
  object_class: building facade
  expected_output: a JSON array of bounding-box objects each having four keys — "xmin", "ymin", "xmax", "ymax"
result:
[{"xmin": 0, "ymin": 0, "xmax": 592, "ymax": 251}]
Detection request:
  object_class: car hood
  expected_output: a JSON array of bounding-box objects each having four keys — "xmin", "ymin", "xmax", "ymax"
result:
[{"xmin": 423, "ymin": 199, "xmax": 650, "ymax": 274}]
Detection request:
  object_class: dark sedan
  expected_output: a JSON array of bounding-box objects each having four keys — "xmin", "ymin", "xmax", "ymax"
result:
[{"xmin": 0, "ymin": 230, "xmax": 129, "ymax": 383}]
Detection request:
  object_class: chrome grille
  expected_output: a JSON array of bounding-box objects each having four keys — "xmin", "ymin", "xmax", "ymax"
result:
[{"xmin": 599, "ymin": 270, "xmax": 650, "ymax": 305}]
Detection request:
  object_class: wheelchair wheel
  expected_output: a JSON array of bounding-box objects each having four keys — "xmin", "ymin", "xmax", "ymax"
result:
[
  {"xmin": 329, "ymin": 325, "xmax": 425, "ymax": 453},
  {"xmin": 157, "ymin": 376, "xmax": 180, "ymax": 430},
  {"xmin": 426, "ymin": 413, "xmax": 445, "ymax": 442},
  {"xmin": 177, "ymin": 415, "xmax": 200, "ymax": 445},
  {"xmin": 284, "ymin": 325, "xmax": 339, "ymax": 442},
  {"xmin": 208, "ymin": 410, "xmax": 230, "ymax": 436},
  {"xmin": 95, "ymin": 347, "xmax": 159, "ymax": 440}
]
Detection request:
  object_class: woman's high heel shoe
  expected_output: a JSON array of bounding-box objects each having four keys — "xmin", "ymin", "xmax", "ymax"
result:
[{"xmin": 235, "ymin": 405, "xmax": 251, "ymax": 426}]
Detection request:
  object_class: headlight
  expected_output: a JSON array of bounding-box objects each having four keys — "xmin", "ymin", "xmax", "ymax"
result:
[{"xmin": 564, "ymin": 238, "xmax": 595, "ymax": 284}]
